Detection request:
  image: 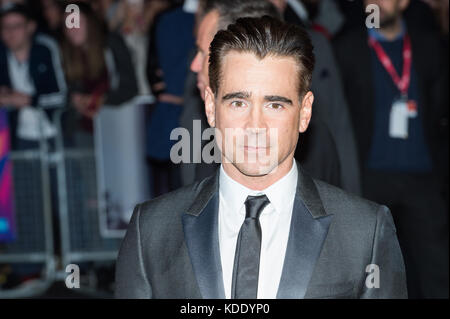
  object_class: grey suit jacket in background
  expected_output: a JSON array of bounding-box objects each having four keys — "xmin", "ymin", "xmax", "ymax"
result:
[
  {"xmin": 284, "ymin": 4, "xmax": 362, "ymax": 196},
  {"xmin": 115, "ymin": 161, "xmax": 407, "ymax": 299}
]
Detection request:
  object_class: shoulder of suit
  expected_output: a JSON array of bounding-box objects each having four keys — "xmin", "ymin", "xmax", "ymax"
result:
[
  {"xmin": 313, "ymin": 179, "xmax": 382, "ymax": 221},
  {"xmin": 134, "ymin": 175, "xmax": 212, "ymax": 221}
]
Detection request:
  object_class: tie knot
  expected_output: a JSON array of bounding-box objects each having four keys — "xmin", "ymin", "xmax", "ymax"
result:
[{"xmin": 244, "ymin": 194, "xmax": 270, "ymax": 219}]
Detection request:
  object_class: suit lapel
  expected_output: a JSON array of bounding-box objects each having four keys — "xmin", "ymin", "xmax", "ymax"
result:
[
  {"xmin": 182, "ymin": 170, "xmax": 226, "ymax": 299},
  {"xmin": 277, "ymin": 163, "xmax": 333, "ymax": 299}
]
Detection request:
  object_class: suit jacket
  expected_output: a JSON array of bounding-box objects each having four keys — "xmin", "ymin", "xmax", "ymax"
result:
[{"xmin": 115, "ymin": 161, "xmax": 407, "ymax": 298}]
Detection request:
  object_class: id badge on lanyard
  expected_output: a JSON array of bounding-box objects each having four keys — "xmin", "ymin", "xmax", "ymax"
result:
[
  {"xmin": 389, "ymin": 95, "xmax": 418, "ymax": 139},
  {"xmin": 369, "ymin": 34, "xmax": 418, "ymax": 140}
]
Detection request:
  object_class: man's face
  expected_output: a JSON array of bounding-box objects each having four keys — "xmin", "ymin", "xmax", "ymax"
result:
[
  {"xmin": 364, "ymin": 0, "xmax": 409, "ymax": 27},
  {"xmin": 204, "ymin": 51, "xmax": 313, "ymax": 177},
  {"xmin": 1, "ymin": 13, "xmax": 34, "ymax": 51},
  {"xmin": 190, "ymin": 10, "xmax": 219, "ymax": 100}
]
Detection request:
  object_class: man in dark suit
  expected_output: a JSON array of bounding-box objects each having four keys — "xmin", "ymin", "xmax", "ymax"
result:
[
  {"xmin": 115, "ymin": 16, "xmax": 407, "ymax": 299},
  {"xmin": 333, "ymin": 0, "xmax": 448, "ymax": 298}
]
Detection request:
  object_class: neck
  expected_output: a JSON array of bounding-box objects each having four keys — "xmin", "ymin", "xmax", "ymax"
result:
[
  {"xmin": 222, "ymin": 156, "xmax": 294, "ymax": 191},
  {"xmin": 379, "ymin": 17, "xmax": 403, "ymax": 41},
  {"xmin": 12, "ymin": 42, "xmax": 31, "ymax": 63}
]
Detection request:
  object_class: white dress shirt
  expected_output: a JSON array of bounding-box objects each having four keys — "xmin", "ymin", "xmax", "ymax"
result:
[{"xmin": 218, "ymin": 160, "xmax": 298, "ymax": 299}]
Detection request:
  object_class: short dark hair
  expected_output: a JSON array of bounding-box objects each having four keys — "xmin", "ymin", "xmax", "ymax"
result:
[
  {"xmin": 209, "ymin": 16, "xmax": 315, "ymax": 99},
  {"xmin": 200, "ymin": 0, "xmax": 282, "ymax": 32},
  {"xmin": 0, "ymin": 3, "xmax": 33, "ymax": 21}
]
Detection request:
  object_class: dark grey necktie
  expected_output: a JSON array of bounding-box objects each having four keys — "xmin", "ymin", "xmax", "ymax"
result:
[{"xmin": 231, "ymin": 194, "xmax": 270, "ymax": 299}]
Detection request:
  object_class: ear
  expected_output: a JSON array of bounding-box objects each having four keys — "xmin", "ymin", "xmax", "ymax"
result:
[
  {"xmin": 204, "ymin": 86, "xmax": 216, "ymax": 127},
  {"xmin": 299, "ymin": 91, "xmax": 313, "ymax": 133}
]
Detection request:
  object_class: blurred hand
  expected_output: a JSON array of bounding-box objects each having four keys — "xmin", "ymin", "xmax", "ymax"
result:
[
  {"xmin": 0, "ymin": 90, "xmax": 30, "ymax": 109},
  {"xmin": 158, "ymin": 93, "xmax": 184, "ymax": 106},
  {"xmin": 0, "ymin": 86, "xmax": 10, "ymax": 107},
  {"xmin": 72, "ymin": 93, "xmax": 103, "ymax": 118},
  {"xmin": 0, "ymin": 86, "xmax": 11, "ymax": 95},
  {"xmin": 72, "ymin": 93, "xmax": 93, "ymax": 117}
]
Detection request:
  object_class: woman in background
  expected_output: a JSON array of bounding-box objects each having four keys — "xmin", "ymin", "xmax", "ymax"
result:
[{"xmin": 61, "ymin": 2, "xmax": 137, "ymax": 121}]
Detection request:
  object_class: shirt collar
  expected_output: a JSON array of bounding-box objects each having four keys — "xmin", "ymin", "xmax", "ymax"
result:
[
  {"xmin": 219, "ymin": 160, "xmax": 298, "ymax": 216},
  {"xmin": 7, "ymin": 49, "xmax": 29, "ymax": 68}
]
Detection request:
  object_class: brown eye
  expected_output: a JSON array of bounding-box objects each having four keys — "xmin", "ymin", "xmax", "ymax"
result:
[
  {"xmin": 231, "ymin": 101, "xmax": 245, "ymax": 108},
  {"xmin": 269, "ymin": 103, "xmax": 283, "ymax": 110}
]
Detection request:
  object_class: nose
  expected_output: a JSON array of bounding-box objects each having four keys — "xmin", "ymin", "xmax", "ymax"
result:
[
  {"xmin": 190, "ymin": 52, "xmax": 202, "ymax": 73},
  {"xmin": 247, "ymin": 105, "xmax": 266, "ymax": 133}
]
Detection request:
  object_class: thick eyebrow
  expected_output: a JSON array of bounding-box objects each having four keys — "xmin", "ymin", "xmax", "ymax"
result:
[
  {"xmin": 221, "ymin": 92, "xmax": 293, "ymax": 105},
  {"xmin": 222, "ymin": 91, "xmax": 252, "ymax": 101},
  {"xmin": 264, "ymin": 95, "xmax": 293, "ymax": 105}
]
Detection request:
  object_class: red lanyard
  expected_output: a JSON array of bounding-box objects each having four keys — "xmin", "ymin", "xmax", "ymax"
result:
[{"xmin": 368, "ymin": 34, "xmax": 412, "ymax": 97}]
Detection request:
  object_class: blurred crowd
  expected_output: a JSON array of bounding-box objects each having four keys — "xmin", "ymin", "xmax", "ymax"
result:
[{"xmin": 0, "ymin": 0, "xmax": 448, "ymax": 298}]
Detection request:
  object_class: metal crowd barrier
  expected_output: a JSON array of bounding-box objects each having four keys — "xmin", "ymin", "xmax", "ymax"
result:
[
  {"xmin": 53, "ymin": 109, "xmax": 123, "ymax": 270},
  {"xmin": 0, "ymin": 109, "xmax": 56, "ymax": 298},
  {"xmin": 0, "ymin": 107, "xmax": 124, "ymax": 298}
]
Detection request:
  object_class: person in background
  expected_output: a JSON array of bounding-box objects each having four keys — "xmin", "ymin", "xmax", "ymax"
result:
[
  {"xmin": 0, "ymin": 3, "xmax": 66, "ymax": 150},
  {"xmin": 145, "ymin": 0, "xmax": 196, "ymax": 196},
  {"xmin": 38, "ymin": 0, "xmax": 64, "ymax": 39},
  {"xmin": 333, "ymin": 0, "xmax": 448, "ymax": 298},
  {"xmin": 60, "ymin": 1, "xmax": 137, "ymax": 144},
  {"xmin": 105, "ymin": 0, "xmax": 170, "ymax": 34},
  {"xmin": 90, "ymin": 0, "xmax": 170, "ymax": 100},
  {"xmin": 309, "ymin": 0, "xmax": 345, "ymax": 38},
  {"xmin": 0, "ymin": 2, "xmax": 67, "ymax": 286},
  {"xmin": 111, "ymin": 0, "xmax": 170, "ymax": 99},
  {"xmin": 90, "ymin": 0, "xmax": 120, "ymax": 24},
  {"xmin": 269, "ymin": 0, "xmax": 362, "ymax": 195}
]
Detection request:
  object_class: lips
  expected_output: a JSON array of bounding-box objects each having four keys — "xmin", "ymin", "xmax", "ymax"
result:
[{"xmin": 243, "ymin": 145, "xmax": 269, "ymax": 151}]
